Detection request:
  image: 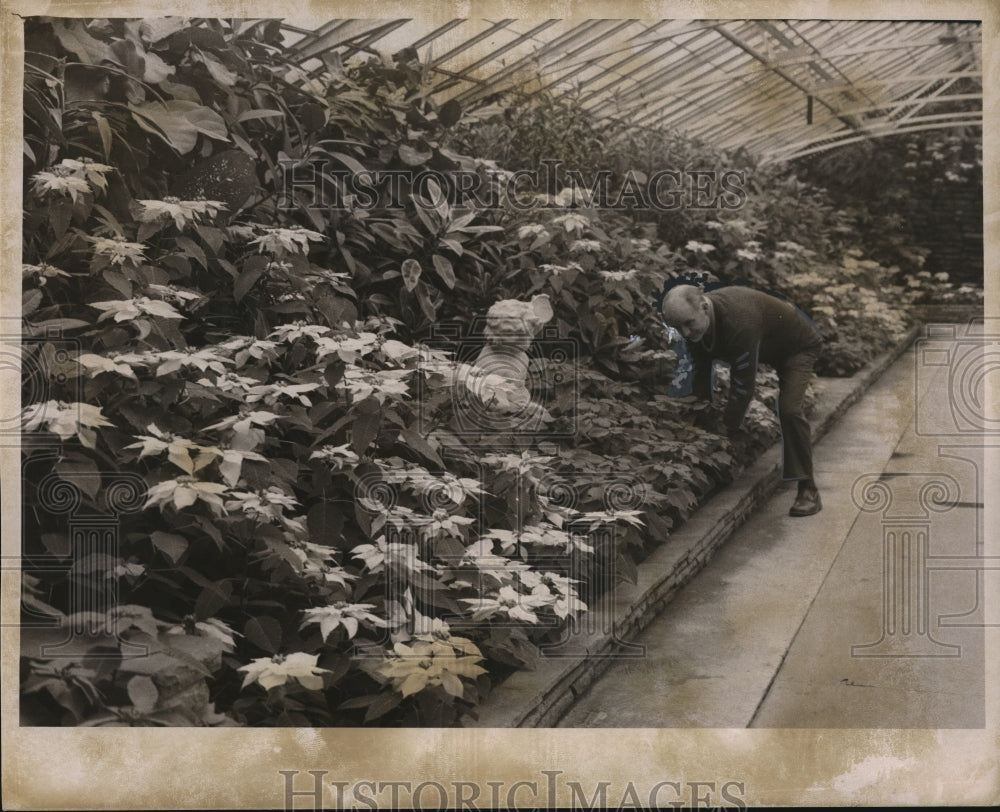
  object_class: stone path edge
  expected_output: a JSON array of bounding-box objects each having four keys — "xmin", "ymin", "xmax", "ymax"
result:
[{"xmin": 469, "ymin": 322, "xmax": 925, "ymax": 728}]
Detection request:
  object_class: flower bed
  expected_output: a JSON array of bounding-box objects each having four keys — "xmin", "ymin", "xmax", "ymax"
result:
[{"xmin": 19, "ymin": 17, "xmax": 980, "ymax": 727}]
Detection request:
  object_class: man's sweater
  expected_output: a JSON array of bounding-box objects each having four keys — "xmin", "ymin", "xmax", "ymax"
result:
[{"xmin": 688, "ymin": 285, "xmax": 823, "ymax": 431}]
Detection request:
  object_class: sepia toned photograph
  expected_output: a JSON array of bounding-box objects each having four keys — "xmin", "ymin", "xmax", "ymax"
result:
[{"xmin": 2, "ymin": 1, "xmax": 997, "ymax": 808}]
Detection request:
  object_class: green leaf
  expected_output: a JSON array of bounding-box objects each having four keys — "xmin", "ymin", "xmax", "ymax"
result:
[
  {"xmin": 416, "ymin": 286, "xmax": 438, "ymax": 321},
  {"xmin": 364, "ymin": 690, "xmax": 403, "ymax": 722},
  {"xmin": 431, "ymin": 254, "xmax": 456, "ymax": 288},
  {"xmin": 92, "ymin": 112, "xmax": 112, "ymax": 160},
  {"xmin": 399, "ymin": 144, "xmax": 432, "ymax": 166},
  {"xmin": 22, "ymin": 289, "xmax": 43, "ymax": 317},
  {"xmin": 338, "ymin": 694, "xmax": 378, "ymax": 710},
  {"xmin": 126, "ymin": 675, "xmax": 159, "ymax": 714},
  {"xmin": 398, "ymin": 427, "xmax": 443, "ymax": 466},
  {"xmin": 306, "ymin": 501, "xmax": 345, "ymax": 545},
  {"xmin": 54, "ymin": 457, "xmax": 100, "ymax": 500},
  {"xmin": 237, "ymin": 109, "xmax": 285, "ymax": 123},
  {"xmin": 193, "ymin": 580, "xmax": 233, "ymax": 620},
  {"xmin": 51, "ymin": 19, "xmax": 119, "ymax": 65},
  {"xmin": 130, "ymin": 100, "xmax": 230, "ymax": 155},
  {"xmin": 174, "ymin": 236, "xmax": 207, "ymax": 270},
  {"xmin": 244, "ymin": 615, "xmax": 282, "ymax": 654},
  {"xmin": 400, "ymin": 258, "xmax": 422, "ymax": 292},
  {"xmin": 234, "ymin": 255, "xmax": 269, "ymax": 302},
  {"xmin": 438, "ymin": 99, "xmax": 462, "ymax": 128},
  {"xmin": 412, "ymin": 201, "xmax": 439, "ymax": 236},
  {"xmin": 351, "ymin": 412, "xmax": 381, "ymax": 455},
  {"xmin": 151, "ymin": 531, "xmax": 189, "ymax": 564}
]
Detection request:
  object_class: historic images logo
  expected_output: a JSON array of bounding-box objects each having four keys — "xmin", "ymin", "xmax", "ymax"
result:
[{"xmin": 279, "ymin": 157, "xmax": 748, "ymax": 212}]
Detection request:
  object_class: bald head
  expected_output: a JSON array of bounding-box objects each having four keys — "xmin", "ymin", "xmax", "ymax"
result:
[{"xmin": 661, "ymin": 284, "xmax": 712, "ymax": 342}]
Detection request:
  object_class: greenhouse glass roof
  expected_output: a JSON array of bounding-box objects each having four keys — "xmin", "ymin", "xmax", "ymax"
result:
[{"xmin": 281, "ymin": 17, "xmax": 982, "ymax": 163}]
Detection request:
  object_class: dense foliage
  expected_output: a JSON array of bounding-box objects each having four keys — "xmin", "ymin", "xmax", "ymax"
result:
[
  {"xmin": 792, "ymin": 122, "xmax": 984, "ymax": 283},
  {"xmin": 19, "ymin": 17, "xmax": 981, "ymax": 727}
]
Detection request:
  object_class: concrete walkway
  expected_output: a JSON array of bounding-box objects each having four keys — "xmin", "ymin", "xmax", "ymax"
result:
[{"xmin": 558, "ymin": 328, "xmax": 988, "ymax": 728}]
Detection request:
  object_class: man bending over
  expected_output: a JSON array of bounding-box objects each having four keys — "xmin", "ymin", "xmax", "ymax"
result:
[{"xmin": 661, "ymin": 284, "xmax": 824, "ymax": 517}]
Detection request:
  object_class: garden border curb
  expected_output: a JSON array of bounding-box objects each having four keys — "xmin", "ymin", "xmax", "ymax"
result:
[{"xmin": 469, "ymin": 322, "xmax": 926, "ymax": 728}]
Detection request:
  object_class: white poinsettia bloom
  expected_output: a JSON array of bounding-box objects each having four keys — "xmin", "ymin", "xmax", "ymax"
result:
[
  {"xmin": 289, "ymin": 540, "xmax": 356, "ymax": 585},
  {"xmin": 520, "ymin": 570, "xmax": 587, "ymax": 619},
  {"xmin": 244, "ymin": 381, "xmax": 320, "ymax": 407},
  {"xmin": 461, "ymin": 538, "xmax": 529, "ymax": 584},
  {"xmin": 552, "ymin": 185, "xmax": 594, "ymax": 207},
  {"xmin": 684, "ymin": 240, "xmax": 715, "ymax": 254},
  {"xmin": 351, "ymin": 539, "xmax": 387, "ymax": 573},
  {"xmin": 88, "ymin": 237, "xmax": 147, "ymax": 266},
  {"xmin": 238, "ymin": 652, "xmax": 330, "ymax": 691},
  {"xmin": 166, "ymin": 617, "xmax": 240, "ymax": 651},
  {"xmin": 224, "ymin": 486, "xmax": 298, "ymax": 523},
  {"xmin": 309, "ymin": 444, "xmax": 360, "ymax": 470},
  {"xmin": 206, "ymin": 408, "xmax": 279, "ymax": 434},
  {"xmin": 225, "ymin": 224, "xmax": 257, "ymax": 241},
  {"xmin": 476, "ymin": 528, "xmax": 520, "ymax": 555},
  {"xmin": 409, "ymin": 471, "xmax": 483, "ymax": 504},
  {"xmin": 23, "ymin": 262, "xmax": 71, "ymax": 281},
  {"xmin": 215, "ymin": 336, "xmax": 253, "ymax": 352},
  {"xmin": 569, "ymin": 238, "xmax": 602, "ymax": 253},
  {"xmin": 338, "ymin": 367, "xmax": 411, "ymax": 403},
  {"xmin": 249, "ymin": 224, "xmax": 325, "ymax": 256},
  {"xmin": 599, "ymin": 269, "xmax": 639, "ymax": 282},
  {"xmin": 137, "ymin": 197, "xmax": 227, "ymax": 230},
  {"xmin": 76, "ymin": 353, "xmax": 138, "ymax": 380},
  {"xmin": 124, "ymin": 423, "xmax": 217, "ymax": 475},
  {"xmin": 417, "ymin": 508, "xmax": 476, "ymax": 539},
  {"xmin": 355, "ymin": 538, "xmax": 435, "ymax": 576},
  {"xmin": 551, "ymin": 213, "xmax": 590, "ymax": 235},
  {"xmin": 518, "ymin": 523, "xmax": 574, "ymax": 550},
  {"xmin": 154, "ymin": 348, "xmax": 232, "ymax": 377},
  {"xmin": 58, "ymin": 157, "xmax": 114, "ymax": 193},
  {"xmin": 89, "ymin": 296, "xmax": 184, "ymax": 322},
  {"xmin": 268, "ymin": 321, "xmax": 332, "ymax": 343},
  {"xmin": 461, "ymin": 584, "xmax": 554, "ymax": 624},
  {"xmin": 407, "ymin": 615, "xmax": 481, "ymax": 656},
  {"xmin": 216, "ymin": 447, "xmax": 269, "ymax": 486},
  {"xmin": 238, "ymin": 339, "xmax": 280, "ymax": 364},
  {"xmin": 145, "ymin": 283, "xmax": 202, "ymax": 304},
  {"xmin": 776, "ymin": 240, "xmax": 807, "ymax": 253},
  {"xmin": 300, "ymin": 601, "xmax": 387, "ymax": 641},
  {"xmin": 378, "ymin": 339, "xmax": 419, "ymax": 365},
  {"xmin": 144, "ymin": 476, "xmax": 228, "ymax": 515},
  {"xmin": 30, "ymin": 168, "xmax": 91, "ymax": 203},
  {"xmin": 378, "ymin": 639, "xmax": 486, "ymax": 698},
  {"xmin": 480, "ymin": 451, "xmax": 554, "ymax": 476},
  {"xmin": 22, "ymin": 401, "xmax": 114, "ymax": 441},
  {"xmin": 196, "ymin": 372, "xmax": 259, "ymax": 393},
  {"xmin": 517, "ymin": 223, "xmax": 549, "ymax": 240},
  {"xmin": 314, "ymin": 332, "xmax": 379, "ymax": 361},
  {"xmin": 538, "ymin": 262, "xmax": 583, "ymax": 277}
]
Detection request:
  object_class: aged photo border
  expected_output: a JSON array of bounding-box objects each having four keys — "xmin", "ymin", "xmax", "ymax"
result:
[{"xmin": 1, "ymin": 0, "xmax": 997, "ymax": 808}]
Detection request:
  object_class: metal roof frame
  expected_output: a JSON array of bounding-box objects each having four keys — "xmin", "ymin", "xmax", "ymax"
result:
[{"xmin": 281, "ymin": 17, "xmax": 982, "ymax": 163}]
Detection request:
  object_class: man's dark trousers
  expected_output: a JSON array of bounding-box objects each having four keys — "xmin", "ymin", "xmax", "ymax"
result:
[{"xmin": 775, "ymin": 347, "xmax": 820, "ymax": 481}]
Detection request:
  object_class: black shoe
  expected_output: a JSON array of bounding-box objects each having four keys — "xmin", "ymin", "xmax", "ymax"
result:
[{"xmin": 789, "ymin": 488, "xmax": 822, "ymax": 517}]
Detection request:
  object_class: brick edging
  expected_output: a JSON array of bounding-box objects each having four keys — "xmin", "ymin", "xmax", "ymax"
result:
[{"xmin": 469, "ymin": 324, "xmax": 922, "ymax": 728}]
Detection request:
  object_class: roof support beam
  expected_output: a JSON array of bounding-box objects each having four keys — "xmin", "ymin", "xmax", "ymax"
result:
[
  {"xmin": 710, "ymin": 21, "xmax": 860, "ymax": 132},
  {"xmin": 775, "ymin": 116, "xmax": 981, "ymax": 163},
  {"xmin": 767, "ymin": 37, "xmax": 982, "ymax": 68},
  {"xmin": 453, "ymin": 20, "xmax": 611, "ymax": 105},
  {"xmin": 428, "ymin": 19, "xmax": 561, "ymax": 97}
]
